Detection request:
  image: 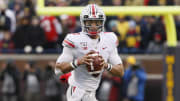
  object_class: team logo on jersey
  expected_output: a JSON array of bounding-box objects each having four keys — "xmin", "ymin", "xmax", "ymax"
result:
[{"xmin": 80, "ymin": 42, "xmax": 88, "ymax": 50}]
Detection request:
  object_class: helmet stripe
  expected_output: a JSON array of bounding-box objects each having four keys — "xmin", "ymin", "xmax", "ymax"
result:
[{"xmin": 92, "ymin": 4, "xmax": 96, "ymax": 17}]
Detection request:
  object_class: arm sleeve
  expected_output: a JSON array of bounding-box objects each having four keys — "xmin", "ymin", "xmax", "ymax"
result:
[
  {"xmin": 55, "ymin": 47, "xmax": 74, "ymax": 74},
  {"xmin": 56, "ymin": 47, "xmax": 74, "ymax": 63},
  {"xmin": 108, "ymin": 48, "xmax": 122, "ymax": 65},
  {"xmin": 62, "ymin": 34, "xmax": 76, "ymax": 48}
]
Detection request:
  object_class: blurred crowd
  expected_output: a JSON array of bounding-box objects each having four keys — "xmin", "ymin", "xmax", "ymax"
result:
[
  {"xmin": 0, "ymin": 56, "xmax": 147, "ymax": 101},
  {"xmin": 0, "ymin": 0, "xmax": 180, "ymax": 54},
  {"xmin": 0, "ymin": 60, "xmax": 66, "ymax": 101}
]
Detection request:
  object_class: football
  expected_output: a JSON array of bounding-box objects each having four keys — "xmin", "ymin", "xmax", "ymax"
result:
[{"xmin": 87, "ymin": 53, "xmax": 102, "ymax": 77}]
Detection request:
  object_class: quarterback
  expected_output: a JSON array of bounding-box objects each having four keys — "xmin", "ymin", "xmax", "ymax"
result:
[{"xmin": 55, "ymin": 4, "xmax": 124, "ymax": 101}]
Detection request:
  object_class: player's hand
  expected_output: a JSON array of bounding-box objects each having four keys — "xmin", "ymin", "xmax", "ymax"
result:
[
  {"xmin": 77, "ymin": 51, "xmax": 96, "ymax": 66},
  {"xmin": 99, "ymin": 55, "xmax": 108, "ymax": 69}
]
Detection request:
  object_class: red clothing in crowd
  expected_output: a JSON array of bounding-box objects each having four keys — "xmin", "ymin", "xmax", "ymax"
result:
[{"xmin": 40, "ymin": 16, "xmax": 60, "ymax": 42}]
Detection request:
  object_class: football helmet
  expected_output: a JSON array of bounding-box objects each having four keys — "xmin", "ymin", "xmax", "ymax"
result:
[{"xmin": 80, "ymin": 4, "xmax": 106, "ymax": 36}]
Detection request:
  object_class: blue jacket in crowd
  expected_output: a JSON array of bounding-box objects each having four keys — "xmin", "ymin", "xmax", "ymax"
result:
[{"xmin": 123, "ymin": 66, "xmax": 147, "ymax": 101}]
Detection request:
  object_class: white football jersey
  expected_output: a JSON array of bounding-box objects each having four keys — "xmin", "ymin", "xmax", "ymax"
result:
[{"xmin": 60, "ymin": 32, "xmax": 122, "ymax": 91}]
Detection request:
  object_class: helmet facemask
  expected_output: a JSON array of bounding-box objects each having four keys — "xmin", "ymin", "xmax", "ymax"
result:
[{"xmin": 83, "ymin": 19, "xmax": 103, "ymax": 35}]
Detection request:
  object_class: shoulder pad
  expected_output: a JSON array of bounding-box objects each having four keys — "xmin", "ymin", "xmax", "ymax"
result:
[{"xmin": 104, "ymin": 32, "xmax": 119, "ymax": 47}]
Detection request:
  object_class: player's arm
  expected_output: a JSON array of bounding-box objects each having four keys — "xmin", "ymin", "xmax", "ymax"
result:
[
  {"xmin": 103, "ymin": 48, "xmax": 124, "ymax": 77},
  {"xmin": 55, "ymin": 47, "xmax": 74, "ymax": 75},
  {"xmin": 106, "ymin": 64, "xmax": 124, "ymax": 77},
  {"xmin": 55, "ymin": 47, "xmax": 95, "ymax": 76}
]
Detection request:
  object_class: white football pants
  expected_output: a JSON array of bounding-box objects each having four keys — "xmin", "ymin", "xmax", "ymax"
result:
[{"xmin": 66, "ymin": 85, "xmax": 98, "ymax": 101}]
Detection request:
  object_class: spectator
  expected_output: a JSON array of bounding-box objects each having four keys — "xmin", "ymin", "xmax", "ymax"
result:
[
  {"xmin": 146, "ymin": 33, "xmax": 164, "ymax": 54},
  {"xmin": 13, "ymin": 2, "xmax": 24, "ymax": 22},
  {"xmin": 108, "ymin": 20, "xmax": 121, "ymax": 37},
  {"xmin": 13, "ymin": 16, "xmax": 45, "ymax": 53},
  {"xmin": 124, "ymin": 0, "xmax": 144, "ymax": 6},
  {"xmin": 0, "ymin": 9, "xmax": 11, "ymax": 31},
  {"xmin": 67, "ymin": 15, "xmax": 79, "ymax": 33},
  {"xmin": 0, "ymin": 61, "xmax": 20, "ymax": 101},
  {"xmin": 40, "ymin": 15, "xmax": 62, "ymax": 49},
  {"xmin": 143, "ymin": 16, "xmax": 165, "ymax": 49},
  {"xmin": 112, "ymin": 0, "xmax": 123, "ymax": 6},
  {"xmin": 174, "ymin": 0, "xmax": 180, "ymax": 5},
  {"xmin": 0, "ymin": 0, "xmax": 16, "ymax": 33},
  {"xmin": 24, "ymin": 0, "xmax": 36, "ymax": 16},
  {"xmin": 40, "ymin": 1, "xmax": 63, "ymax": 49},
  {"xmin": 116, "ymin": 15, "xmax": 130, "ymax": 42},
  {"xmin": 88, "ymin": 0, "xmax": 102, "ymax": 5},
  {"xmin": 55, "ymin": 0, "xmax": 70, "ymax": 6},
  {"xmin": 12, "ymin": 16, "xmax": 31, "ymax": 49},
  {"xmin": 133, "ymin": 16, "xmax": 149, "ymax": 50},
  {"xmin": 158, "ymin": 0, "xmax": 174, "ymax": 5},
  {"xmin": 102, "ymin": 0, "xmax": 113, "ymax": 5},
  {"xmin": 144, "ymin": 0, "xmax": 149, "ymax": 5},
  {"xmin": 8, "ymin": 0, "xmax": 23, "ymax": 10},
  {"xmin": 23, "ymin": 7, "xmax": 33, "ymax": 19},
  {"xmin": 147, "ymin": 0, "xmax": 158, "ymax": 5},
  {"xmin": 149, "ymin": 17, "xmax": 166, "ymax": 46},
  {"xmin": 0, "ymin": 8, "xmax": 11, "ymax": 43},
  {"xmin": 26, "ymin": 16, "xmax": 45, "ymax": 49},
  {"xmin": 23, "ymin": 61, "xmax": 41, "ymax": 101},
  {"xmin": 0, "ymin": 30, "xmax": 14, "ymax": 53},
  {"xmin": 70, "ymin": 0, "xmax": 88, "ymax": 6},
  {"xmin": 123, "ymin": 56, "xmax": 147, "ymax": 101},
  {"xmin": 43, "ymin": 61, "xmax": 62, "ymax": 101},
  {"xmin": 122, "ymin": 20, "xmax": 141, "ymax": 53}
]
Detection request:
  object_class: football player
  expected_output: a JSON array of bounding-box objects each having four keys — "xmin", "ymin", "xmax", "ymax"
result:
[{"xmin": 55, "ymin": 4, "xmax": 124, "ymax": 101}]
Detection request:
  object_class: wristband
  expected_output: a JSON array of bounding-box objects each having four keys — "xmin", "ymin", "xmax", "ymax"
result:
[
  {"xmin": 70, "ymin": 59, "xmax": 78, "ymax": 69},
  {"xmin": 74, "ymin": 59, "xmax": 79, "ymax": 66},
  {"xmin": 106, "ymin": 64, "xmax": 112, "ymax": 71}
]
